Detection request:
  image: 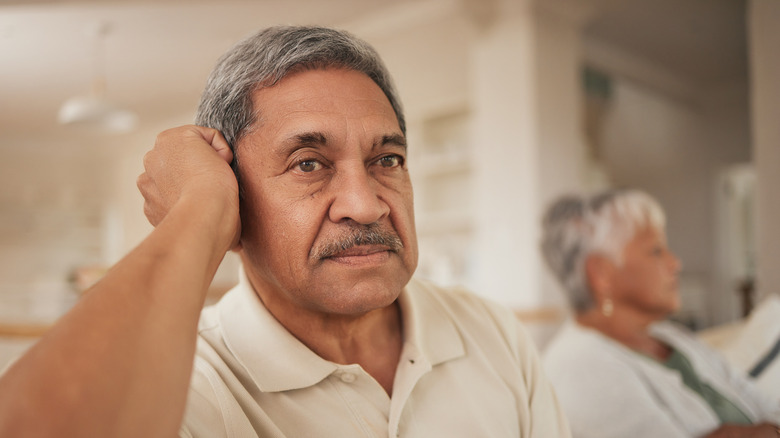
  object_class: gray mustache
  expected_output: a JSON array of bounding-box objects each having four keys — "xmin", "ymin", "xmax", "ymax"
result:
[{"xmin": 311, "ymin": 224, "xmax": 403, "ymax": 259}]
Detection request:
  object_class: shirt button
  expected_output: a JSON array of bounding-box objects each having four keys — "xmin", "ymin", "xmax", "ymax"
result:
[{"xmin": 340, "ymin": 372, "xmax": 356, "ymax": 383}]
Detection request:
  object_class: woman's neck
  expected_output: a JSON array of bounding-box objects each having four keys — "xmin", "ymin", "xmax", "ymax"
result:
[{"xmin": 577, "ymin": 308, "xmax": 672, "ymax": 361}]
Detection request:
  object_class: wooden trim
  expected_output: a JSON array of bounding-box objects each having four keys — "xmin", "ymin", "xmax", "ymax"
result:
[
  {"xmin": 513, "ymin": 307, "xmax": 565, "ymax": 324},
  {"xmin": 0, "ymin": 322, "xmax": 50, "ymax": 338}
]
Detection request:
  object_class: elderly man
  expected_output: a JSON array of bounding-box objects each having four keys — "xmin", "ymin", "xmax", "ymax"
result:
[{"xmin": 0, "ymin": 26, "xmax": 569, "ymax": 437}]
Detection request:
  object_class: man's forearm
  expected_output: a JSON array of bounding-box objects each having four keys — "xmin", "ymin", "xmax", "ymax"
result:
[{"xmin": 0, "ymin": 195, "xmax": 234, "ymax": 438}]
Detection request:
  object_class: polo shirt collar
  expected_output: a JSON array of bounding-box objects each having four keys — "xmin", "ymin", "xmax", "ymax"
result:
[
  {"xmin": 217, "ymin": 274, "xmax": 337, "ymax": 392},
  {"xmin": 217, "ymin": 272, "xmax": 465, "ymax": 393},
  {"xmin": 399, "ymin": 279, "xmax": 465, "ymax": 366}
]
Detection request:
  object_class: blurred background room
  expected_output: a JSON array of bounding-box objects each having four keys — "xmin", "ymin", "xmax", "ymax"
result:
[{"xmin": 1, "ymin": 0, "xmax": 778, "ymax": 370}]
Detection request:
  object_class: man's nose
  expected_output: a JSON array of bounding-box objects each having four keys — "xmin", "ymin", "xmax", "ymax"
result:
[{"xmin": 328, "ymin": 164, "xmax": 390, "ymax": 225}]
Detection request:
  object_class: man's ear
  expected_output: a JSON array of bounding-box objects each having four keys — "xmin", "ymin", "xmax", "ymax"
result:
[{"xmin": 585, "ymin": 254, "xmax": 613, "ymax": 300}]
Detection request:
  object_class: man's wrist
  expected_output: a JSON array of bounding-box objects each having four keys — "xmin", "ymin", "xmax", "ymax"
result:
[{"xmin": 170, "ymin": 190, "xmax": 240, "ymax": 250}]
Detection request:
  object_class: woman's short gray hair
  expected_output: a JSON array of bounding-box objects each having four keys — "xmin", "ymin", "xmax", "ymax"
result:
[
  {"xmin": 540, "ymin": 189, "xmax": 666, "ymax": 311},
  {"xmin": 194, "ymin": 25, "xmax": 405, "ymax": 181}
]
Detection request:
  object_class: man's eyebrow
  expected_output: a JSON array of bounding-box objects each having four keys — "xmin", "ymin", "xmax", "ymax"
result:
[
  {"xmin": 292, "ymin": 131, "xmax": 328, "ymax": 147},
  {"xmin": 378, "ymin": 133, "xmax": 407, "ymax": 150},
  {"xmin": 275, "ymin": 131, "xmax": 328, "ymax": 156},
  {"xmin": 276, "ymin": 131, "xmax": 406, "ymax": 155}
]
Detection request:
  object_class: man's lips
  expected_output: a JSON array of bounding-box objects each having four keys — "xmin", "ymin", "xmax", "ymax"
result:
[
  {"xmin": 325, "ymin": 245, "xmax": 393, "ymax": 264},
  {"xmin": 309, "ymin": 224, "xmax": 403, "ymax": 260}
]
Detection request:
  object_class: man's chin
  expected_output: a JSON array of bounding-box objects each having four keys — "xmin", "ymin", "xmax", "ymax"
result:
[
  {"xmin": 308, "ymin": 274, "xmax": 409, "ymax": 315},
  {"xmin": 315, "ymin": 291, "xmax": 400, "ymax": 316}
]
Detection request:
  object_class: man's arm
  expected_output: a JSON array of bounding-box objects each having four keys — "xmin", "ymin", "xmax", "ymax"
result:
[
  {"xmin": 702, "ymin": 423, "xmax": 780, "ymax": 438},
  {"xmin": 0, "ymin": 126, "xmax": 239, "ymax": 438}
]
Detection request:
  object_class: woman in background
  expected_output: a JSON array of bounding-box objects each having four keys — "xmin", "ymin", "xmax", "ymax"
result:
[{"xmin": 541, "ymin": 189, "xmax": 779, "ymax": 438}]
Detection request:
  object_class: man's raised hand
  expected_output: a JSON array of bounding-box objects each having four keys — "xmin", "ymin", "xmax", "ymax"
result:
[{"xmin": 137, "ymin": 125, "xmax": 241, "ymax": 250}]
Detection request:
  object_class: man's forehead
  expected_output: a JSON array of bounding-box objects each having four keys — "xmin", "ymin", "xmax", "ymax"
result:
[
  {"xmin": 246, "ymin": 69, "xmax": 401, "ymax": 139},
  {"xmin": 253, "ymin": 104, "xmax": 403, "ymax": 143},
  {"xmin": 258, "ymin": 99, "xmax": 397, "ymax": 124},
  {"xmin": 254, "ymin": 69, "xmax": 393, "ymax": 115}
]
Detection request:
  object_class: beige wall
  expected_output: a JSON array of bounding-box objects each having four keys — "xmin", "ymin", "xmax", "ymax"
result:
[{"xmin": 749, "ymin": 0, "xmax": 780, "ymax": 300}]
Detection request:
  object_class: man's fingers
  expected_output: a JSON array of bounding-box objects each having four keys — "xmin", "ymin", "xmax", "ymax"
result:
[
  {"xmin": 213, "ymin": 139, "xmax": 234, "ymax": 164},
  {"xmin": 138, "ymin": 125, "xmax": 239, "ymax": 231},
  {"xmin": 137, "ymin": 172, "xmax": 162, "ymax": 226},
  {"xmin": 190, "ymin": 126, "xmax": 234, "ymax": 164}
]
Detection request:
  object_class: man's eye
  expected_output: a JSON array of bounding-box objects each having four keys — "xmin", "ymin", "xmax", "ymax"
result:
[
  {"xmin": 377, "ymin": 155, "xmax": 403, "ymax": 168},
  {"xmin": 297, "ymin": 159, "xmax": 322, "ymax": 172}
]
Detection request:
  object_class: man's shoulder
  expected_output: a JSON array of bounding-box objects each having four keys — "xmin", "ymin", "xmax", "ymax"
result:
[
  {"xmin": 405, "ymin": 277, "xmax": 530, "ymax": 357},
  {"xmin": 406, "ymin": 277, "xmax": 516, "ymax": 324},
  {"xmin": 190, "ymin": 282, "xmax": 258, "ymax": 376},
  {"xmin": 197, "ymin": 302, "xmax": 221, "ymax": 332}
]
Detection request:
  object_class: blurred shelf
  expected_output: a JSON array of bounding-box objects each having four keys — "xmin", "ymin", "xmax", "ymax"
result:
[
  {"xmin": 513, "ymin": 306, "xmax": 565, "ymax": 324},
  {"xmin": 0, "ymin": 322, "xmax": 51, "ymax": 338}
]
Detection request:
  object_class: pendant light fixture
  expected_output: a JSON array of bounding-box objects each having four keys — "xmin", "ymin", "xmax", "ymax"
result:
[{"xmin": 57, "ymin": 22, "xmax": 138, "ymax": 133}]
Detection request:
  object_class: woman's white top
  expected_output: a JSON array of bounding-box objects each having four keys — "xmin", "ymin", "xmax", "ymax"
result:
[{"xmin": 543, "ymin": 320, "xmax": 780, "ymax": 438}]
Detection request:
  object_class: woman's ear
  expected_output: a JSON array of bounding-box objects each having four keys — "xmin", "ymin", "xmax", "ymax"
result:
[{"xmin": 585, "ymin": 254, "xmax": 613, "ymax": 300}]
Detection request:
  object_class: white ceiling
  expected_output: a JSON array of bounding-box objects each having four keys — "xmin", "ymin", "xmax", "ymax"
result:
[
  {"xmin": 0, "ymin": 0, "xmax": 429, "ymax": 139},
  {"xmin": 0, "ymin": 0, "xmax": 746, "ymax": 140}
]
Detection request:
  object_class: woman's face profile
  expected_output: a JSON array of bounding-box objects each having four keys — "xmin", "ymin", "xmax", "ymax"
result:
[{"xmin": 610, "ymin": 226, "xmax": 682, "ymax": 318}]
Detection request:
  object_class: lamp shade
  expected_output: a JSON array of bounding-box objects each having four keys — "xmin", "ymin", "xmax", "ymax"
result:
[{"xmin": 57, "ymin": 95, "xmax": 138, "ymax": 133}]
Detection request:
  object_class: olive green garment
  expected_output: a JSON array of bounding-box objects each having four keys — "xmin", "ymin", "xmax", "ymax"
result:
[{"xmin": 664, "ymin": 349, "xmax": 752, "ymax": 425}]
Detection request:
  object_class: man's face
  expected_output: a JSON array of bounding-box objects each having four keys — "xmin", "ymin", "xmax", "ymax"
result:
[{"xmin": 236, "ymin": 68, "xmax": 418, "ymax": 316}]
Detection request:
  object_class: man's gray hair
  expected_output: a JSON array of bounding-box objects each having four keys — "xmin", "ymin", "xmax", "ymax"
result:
[
  {"xmin": 540, "ymin": 189, "xmax": 666, "ymax": 311},
  {"xmin": 194, "ymin": 25, "xmax": 406, "ymax": 180}
]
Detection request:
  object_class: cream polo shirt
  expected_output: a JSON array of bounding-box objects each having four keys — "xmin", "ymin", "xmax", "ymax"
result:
[{"xmin": 179, "ymin": 276, "xmax": 570, "ymax": 438}]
